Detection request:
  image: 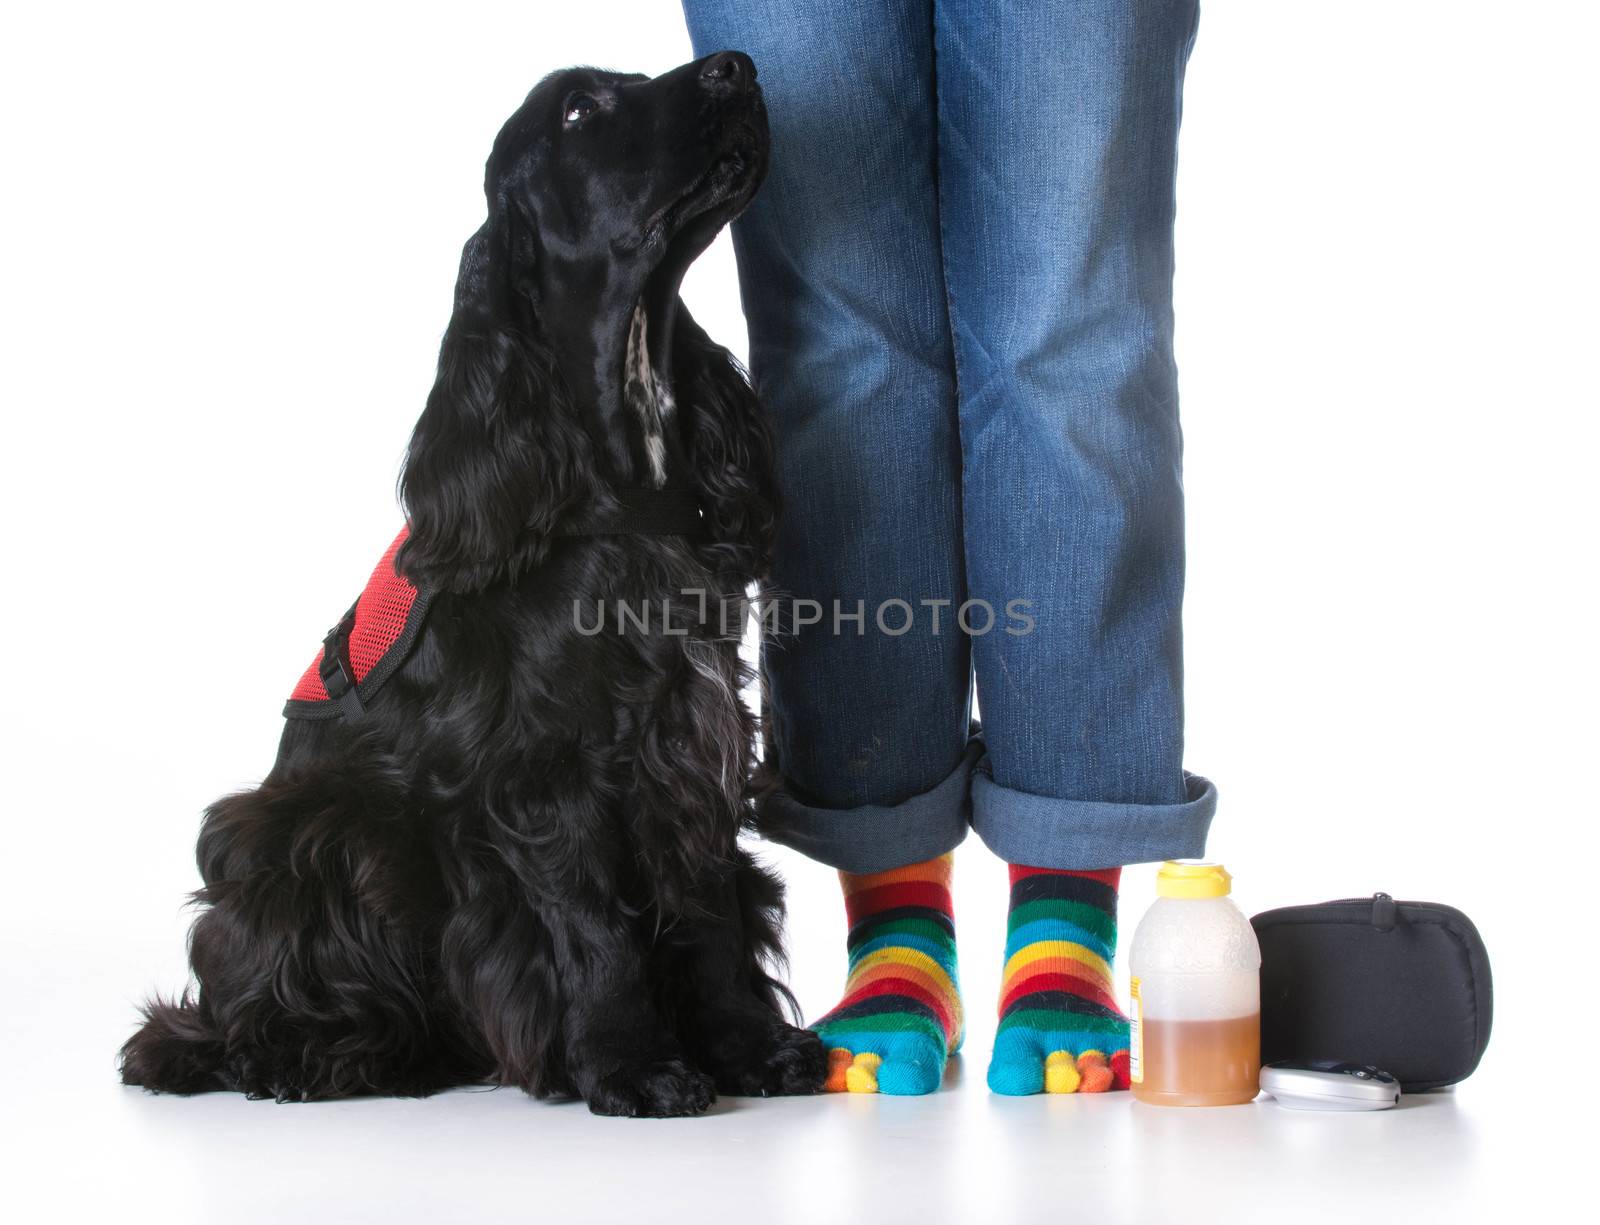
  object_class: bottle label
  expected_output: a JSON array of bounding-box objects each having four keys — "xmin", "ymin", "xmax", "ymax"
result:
[{"xmin": 1129, "ymin": 977, "xmax": 1143, "ymax": 1084}]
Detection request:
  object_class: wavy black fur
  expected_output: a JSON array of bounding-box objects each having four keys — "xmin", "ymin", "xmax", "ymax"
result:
[{"xmin": 120, "ymin": 53, "xmax": 824, "ymax": 1116}]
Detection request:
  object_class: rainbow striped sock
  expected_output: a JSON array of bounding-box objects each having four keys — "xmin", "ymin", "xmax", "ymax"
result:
[
  {"xmin": 987, "ymin": 864, "xmax": 1132, "ymax": 1095},
  {"xmin": 811, "ymin": 854, "xmax": 963, "ymax": 1095}
]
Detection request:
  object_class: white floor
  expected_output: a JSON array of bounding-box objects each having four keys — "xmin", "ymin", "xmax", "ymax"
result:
[
  {"xmin": 4, "ymin": 917, "xmax": 1577, "ymax": 1225},
  {"xmin": 68, "ymin": 1065, "xmax": 1518, "ymax": 1225}
]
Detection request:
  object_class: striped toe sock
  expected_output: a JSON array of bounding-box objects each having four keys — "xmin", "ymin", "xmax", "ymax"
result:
[
  {"xmin": 987, "ymin": 865, "xmax": 1132, "ymax": 1096},
  {"xmin": 811, "ymin": 853, "xmax": 963, "ymax": 1096}
]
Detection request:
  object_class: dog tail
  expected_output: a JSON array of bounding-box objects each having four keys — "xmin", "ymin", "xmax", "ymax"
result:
[{"xmin": 119, "ymin": 994, "xmax": 226, "ymax": 1094}]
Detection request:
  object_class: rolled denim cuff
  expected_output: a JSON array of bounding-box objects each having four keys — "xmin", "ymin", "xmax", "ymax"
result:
[
  {"xmin": 754, "ymin": 738, "xmax": 982, "ymax": 874},
  {"xmin": 970, "ymin": 763, "xmax": 1217, "ymax": 869}
]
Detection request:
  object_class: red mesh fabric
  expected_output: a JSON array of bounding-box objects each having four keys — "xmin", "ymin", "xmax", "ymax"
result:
[{"xmin": 289, "ymin": 526, "xmax": 418, "ymax": 704}]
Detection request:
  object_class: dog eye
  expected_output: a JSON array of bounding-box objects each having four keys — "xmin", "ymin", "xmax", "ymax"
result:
[{"xmin": 563, "ymin": 93, "xmax": 599, "ymax": 126}]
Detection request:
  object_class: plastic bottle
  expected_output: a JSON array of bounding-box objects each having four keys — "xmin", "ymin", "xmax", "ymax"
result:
[{"xmin": 1128, "ymin": 861, "xmax": 1261, "ymax": 1106}]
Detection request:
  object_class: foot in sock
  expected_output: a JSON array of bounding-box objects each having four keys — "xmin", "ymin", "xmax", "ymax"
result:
[
  {"xmin": 810, "ymin": 853, "xmax": 963, "ymax": 1095},
  {"xmin": 987, "ymin": 864, "xmax": 1132, "ymax": 1095}
]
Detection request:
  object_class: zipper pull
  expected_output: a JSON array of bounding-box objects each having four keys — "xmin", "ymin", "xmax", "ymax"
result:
[{"xmin": 1371, "ymin": 891, "xmax": 1397, "ymax": 932}]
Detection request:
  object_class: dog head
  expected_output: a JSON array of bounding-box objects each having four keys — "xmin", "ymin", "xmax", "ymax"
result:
[
  {"xmin": 453, "ymin": 53, "xmax": 768, "ymax": 318},
  {"xmin": 399, "ymin": 54, "xmax": 777, "ymax": 594}
]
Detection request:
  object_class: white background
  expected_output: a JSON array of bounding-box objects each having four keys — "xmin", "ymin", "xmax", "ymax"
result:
[{"xmin": 1, "ymin": 2, "xmax": 1594, "ymax": 1222}]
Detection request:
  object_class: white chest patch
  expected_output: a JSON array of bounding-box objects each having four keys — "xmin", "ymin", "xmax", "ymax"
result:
[{"xmin": 624, "ymin": 302, "xmax": 674, "ymax": 489}]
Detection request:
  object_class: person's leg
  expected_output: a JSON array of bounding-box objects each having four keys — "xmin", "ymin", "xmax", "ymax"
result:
[
  {"xmin": 932, "ymin": 0, "xmax": 1216, "ymax": 1094},
  {"xmin": 682, "ymin": 0, "xmax": 969, "ymax": 1093}
]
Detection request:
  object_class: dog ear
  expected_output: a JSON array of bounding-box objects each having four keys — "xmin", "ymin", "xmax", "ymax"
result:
[
  {"xmin": 397, "ymin": 206, "xmax": 594, "ymax": 594},
  {"xmin": 672, "ymin": 304, "xmax": 780, "ymax": 580}
]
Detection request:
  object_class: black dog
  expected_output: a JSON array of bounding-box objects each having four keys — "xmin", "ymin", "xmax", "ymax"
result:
[{"xmin": 120, "ymin": 53, "xmax": 826, "ymax": 1117}]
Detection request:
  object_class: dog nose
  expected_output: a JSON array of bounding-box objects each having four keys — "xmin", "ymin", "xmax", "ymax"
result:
[{"xmin": 699, "ymin": 51, "xmax": 753, "ymax": 95}]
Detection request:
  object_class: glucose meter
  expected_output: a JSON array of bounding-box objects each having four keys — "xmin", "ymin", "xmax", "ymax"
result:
[{"xmin": 1259, "ymin": 1060, "xmax": 1400, "ymax": 1111}]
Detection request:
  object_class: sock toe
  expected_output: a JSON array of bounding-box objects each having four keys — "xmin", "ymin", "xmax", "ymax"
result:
[
  {"xmin": 1109, "ymin": 1049, "xmax": 1131, "ymax": 1089},
  {"xmin": 874, "ymin": 1034, "xmax": 945, "ymax": 1095},
  {"xmin": 1079, "ymin": 1061, "xmax": 1115, "ymax": 1092},
  {"xmin": 1044, "ymin": 1050, "xmax": 1082, "ymax": 1094},
  {"xmin": 843, "ymin": 1051, "xmax": 881, "ymax": 1093},
  {"xmin": 988, "ymin": 1057, "xmax": 1046, "ymax": 1095},
  {"xmin": 987, "ymin": 1031, "xmax": 1046, "ymax": 1095},
  {"xmin": 824, "ymin": 1047, "xmax": 854, "ymax": 1092}
]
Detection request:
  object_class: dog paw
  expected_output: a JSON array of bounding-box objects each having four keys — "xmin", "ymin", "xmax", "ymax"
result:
[
  {"xmin": 587, "ymin": 1057, "xmax": 716, "ymax": 1118},
  {"xmin": 711, "ymin": 1021, "xmax": 828, "ymax": 1098}
]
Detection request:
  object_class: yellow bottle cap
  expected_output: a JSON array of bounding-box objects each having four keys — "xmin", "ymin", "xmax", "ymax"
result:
[{"xmin": 1156, "ymin": 860, "xmax": 1233, "ymax": 899}]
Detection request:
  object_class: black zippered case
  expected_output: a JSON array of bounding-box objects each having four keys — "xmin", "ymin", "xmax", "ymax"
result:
[{"xmin": 1250, "ymin": 893, "xmax": 1493, "ymax": 1092}]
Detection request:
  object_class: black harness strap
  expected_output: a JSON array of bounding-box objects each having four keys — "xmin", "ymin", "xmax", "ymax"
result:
[{"xmin": 555, "ymin": 488, "xmax": 707, "ymax": 537}]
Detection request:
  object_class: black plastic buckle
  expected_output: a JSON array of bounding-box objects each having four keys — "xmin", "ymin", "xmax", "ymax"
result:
[{"xmin": 318, "ymin": 605, "xmax": 364, "ymax": 717}]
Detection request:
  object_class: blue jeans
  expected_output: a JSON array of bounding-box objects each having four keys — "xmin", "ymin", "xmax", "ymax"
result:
[{"xmin": 682, "ymin": 0, "xmax": 1215, "ymax": 873}]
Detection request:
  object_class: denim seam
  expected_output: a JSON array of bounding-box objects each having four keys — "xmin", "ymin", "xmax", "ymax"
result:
[
  {"xmin": 930, "ymin": 0, "xmax": 968, "ymax": 505},
  {"xmin": 930, "ymin": 0, "xmax": 977, "ymax": 732}
]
